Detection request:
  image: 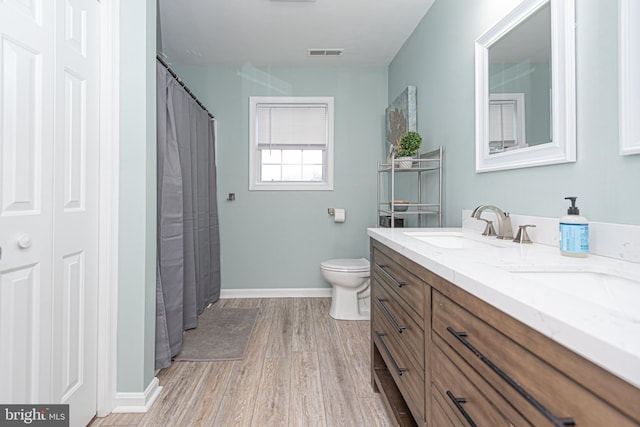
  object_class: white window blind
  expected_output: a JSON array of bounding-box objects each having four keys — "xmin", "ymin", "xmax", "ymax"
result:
[
  {"xmin": 489, "ymin": 101, "xmax": 516, "ymax": 144},
  {"xmin": 257, "ymin": 104, "xmax": 328, "ymax": 148},
  {"xmin": 488, "ymin": 93, "xmax": 526, "ymax": 154},
  {"xmin": 489, "ymin": 103, "xmax": 504, "ymax": 142},
  {"xmin": 489, "ymin": 99, "xmax": 520, "ymax": 153}
]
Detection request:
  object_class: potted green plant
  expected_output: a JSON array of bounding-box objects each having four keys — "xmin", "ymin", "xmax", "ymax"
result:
[{"xmin": 395, "ymin": 131, "xmax": 422, "ymax": 168}]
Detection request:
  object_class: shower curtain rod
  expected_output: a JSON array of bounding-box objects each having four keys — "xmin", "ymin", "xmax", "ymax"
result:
[{"xmin": 157, "ymin": 54, "xmax": 215, "ymax": 120}]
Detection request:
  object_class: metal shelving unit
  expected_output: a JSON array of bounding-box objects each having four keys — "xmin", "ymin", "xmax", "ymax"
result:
[{"xmin": 377, "ymin": 146, "xmax": 443, "ymax": 228}]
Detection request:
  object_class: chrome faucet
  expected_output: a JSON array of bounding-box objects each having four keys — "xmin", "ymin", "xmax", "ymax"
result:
[{"xmin": 471, "ymin": 205, "xmax": 514, "ymax": 240}]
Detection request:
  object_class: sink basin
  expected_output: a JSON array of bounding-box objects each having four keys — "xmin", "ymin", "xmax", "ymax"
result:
[
  {"xmin": 507, "ymin": 266, "xmax": 640, "ymax": 319},
  {"xmin": 404, "ymin": 231, "xmax": 508, "ymax": 249}
]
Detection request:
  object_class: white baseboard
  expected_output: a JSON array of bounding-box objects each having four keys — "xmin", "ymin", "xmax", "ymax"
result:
[
  {"xmin": 220, "ymin": 287, "xmax": 332, "ymax": 299},
  {"xmin": 111, "ymin": 377, "xmax": 162, "ymax": 413}
]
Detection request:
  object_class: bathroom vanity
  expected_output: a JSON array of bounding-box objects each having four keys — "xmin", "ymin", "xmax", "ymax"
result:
[{"xmin": 369, "ymin": 228, "xmax": 640, "ymax": 427}]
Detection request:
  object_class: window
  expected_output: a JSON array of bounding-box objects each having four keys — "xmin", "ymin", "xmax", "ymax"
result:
[
  {"xmin": 489, "ymin": 93, "xmax": 527, "ymax": 153},
  {"xmin": 249, "ymin": 96, "xmax": 334, "ymax": 190}
]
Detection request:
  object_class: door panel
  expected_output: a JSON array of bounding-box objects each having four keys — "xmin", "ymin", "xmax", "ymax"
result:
[
  {"xmin": 3, "ymin": 0, "xmax": 44, "ymax": 26},
  {"xmin": 1, "ymin": 38, "xmax": 42, "ymax": 215},
  {"xmin": 59, "ymin": 251, "xmax": 84, "ymax": 401},
  {"xmin": 0, "ymin": 1, "xmax": 99, "ymax": 425},
  {"xmin": 63, "ymin": 0, "xmax": 87, "ymax": 58},
  {"xmin": 0, "ymin": 264, "xmax": 42, "ymax": 403},
  {"xmin": 0, "ymin": 0, "xmax": 54, "ymax": 406},
  {"xmin": 62, "ymin": 69, "xmax": 86, "ymax": 211},
  {"xmin": 52, "ymin": 1, "xmax": 99, "ymax": 426}
]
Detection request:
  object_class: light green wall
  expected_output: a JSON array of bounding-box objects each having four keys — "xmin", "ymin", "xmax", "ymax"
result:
[
  {"xmin": 389, "ymin": 0, "xmax": 640, "ymax": 226},
  {"xmin": 117, "ymin": 0, "xmax": 157, "ymax": 393},
  {"xmin": 171, "ymin": 65, "xmax": 388, "ymax": 290}
]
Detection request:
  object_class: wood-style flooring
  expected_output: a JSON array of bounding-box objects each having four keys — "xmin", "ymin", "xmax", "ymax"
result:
[{"xmin": 91, "ymin": 297, "xmax": 394, "ymax": 426}]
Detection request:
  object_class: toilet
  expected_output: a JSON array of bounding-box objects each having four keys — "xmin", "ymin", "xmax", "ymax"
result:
[{"xmin": 320, "ymin": 258, "xmax": 371, "ymax": 320}]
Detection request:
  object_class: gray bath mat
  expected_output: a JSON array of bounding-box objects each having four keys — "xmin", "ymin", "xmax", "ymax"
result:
[{"xmin": 174, "ymin": 307, "xmax": 259, "ymax": 362}]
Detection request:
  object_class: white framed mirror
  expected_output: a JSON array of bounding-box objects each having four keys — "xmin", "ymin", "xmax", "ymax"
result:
[
  {"xmin": 619, "ymin": 0, "xmax": 640, "ymax": 155},
  {"xmin": 475, "ymin": 0, "xmax": 576, "ymax": 172}
]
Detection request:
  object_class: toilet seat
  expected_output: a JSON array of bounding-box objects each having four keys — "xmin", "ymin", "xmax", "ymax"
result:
[{"xmin": 320, "ymin": 258, "xmax": 369, "ymax": 273}]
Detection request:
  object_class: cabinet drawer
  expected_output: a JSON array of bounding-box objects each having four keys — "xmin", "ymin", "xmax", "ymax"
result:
[
  {"xmin": 432, "ymin": 335, "xmax": 529, "ymax": 426},
  {"xmin": 433, "ymin": 290, "xmax": 639, "ymax": 426},
  {"xmin": 431, "ymin": 393, "xmax": 457, "ymax": 427},
  {"xmin": 372, "ymin": 247, "xmax": 425, "ymax": 319},
  {"xmin": 372, "ymin": 278, "xmax": 424, "ymax": 370},
  {"xmin": 373, "ymin": 325, "xmax": 424, "ymax": 422}
]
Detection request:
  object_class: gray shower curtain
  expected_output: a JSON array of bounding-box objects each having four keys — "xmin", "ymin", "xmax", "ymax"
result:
[{"xmin": 155, "ymin": 61, "xmax": 221, "ymax": 370}]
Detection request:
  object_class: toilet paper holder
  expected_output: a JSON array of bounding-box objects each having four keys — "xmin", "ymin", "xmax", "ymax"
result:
[{"xmin": 328, "ymin": 208, "xmax": 346, "ymax": 222}]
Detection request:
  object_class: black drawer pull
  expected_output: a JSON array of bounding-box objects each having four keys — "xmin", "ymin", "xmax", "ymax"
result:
[
  {"xmin": 375, "ymin": 263, "xmax": 405, "ymax": 287},
  {"xmin": 375, "ymin": 297, "xmax": 406, "ymax": 333},
  {"xmin": 446, "ymin": 391, "xmax": 477, "ymax": 427},
  {"xmin": 447, "ymin": 327, "xmax": 575, "ymax": 427},
  {"xmin": 375, "ymin": 331, "xmax": 406, "ymax": 376}
]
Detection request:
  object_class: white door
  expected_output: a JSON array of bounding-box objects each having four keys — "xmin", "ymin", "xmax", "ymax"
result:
[
  {"xmin": 51, "ymin": 0, "xmax": 100, "ymax": 425},
  {"xmin": 0, "ymin": 1, "xmax": 100, "ymax": 426},
  {"xmin": 0, "ymin": 0, "xmax": 55, "ymax": 406}
]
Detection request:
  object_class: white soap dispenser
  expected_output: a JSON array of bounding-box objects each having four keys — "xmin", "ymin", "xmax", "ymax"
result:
[{"xmin": 559, "ymin": 196, "xmax": 589, "ymax": 257}]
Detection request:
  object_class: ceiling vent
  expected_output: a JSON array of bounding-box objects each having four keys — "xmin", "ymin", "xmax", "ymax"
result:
[{"xmin": 308, "ymin": 49, "xmax": 344, "ymax": 57}]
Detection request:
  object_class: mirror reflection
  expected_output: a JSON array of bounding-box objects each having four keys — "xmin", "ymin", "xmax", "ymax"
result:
[
  {"xmin": 488, "ymin": 2, "xmax": 551, "ymax": 154},
  {"xmin": 475, "ymin": 0, "xmax": 575, "ymax": 172}
]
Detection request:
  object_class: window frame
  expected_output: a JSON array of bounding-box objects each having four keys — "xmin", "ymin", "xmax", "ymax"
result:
[{"xmin": 249, "ymin": 96, "xmax": 334, "ymax": 191}]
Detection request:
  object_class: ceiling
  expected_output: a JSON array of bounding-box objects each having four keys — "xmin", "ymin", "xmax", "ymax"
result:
[{"xmin": 157, "ymin": 0, "xmax": 436, "ymax": 67}]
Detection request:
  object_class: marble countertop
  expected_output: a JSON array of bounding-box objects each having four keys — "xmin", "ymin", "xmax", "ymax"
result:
[{"xmin": 367, "ymin": 227, "xmax": 640, "ymax": 389}]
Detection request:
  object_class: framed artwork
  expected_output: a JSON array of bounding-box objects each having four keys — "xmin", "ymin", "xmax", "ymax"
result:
[{"xmin": 385, "ymin": 86, "xmax": 417, "ymax": 154}]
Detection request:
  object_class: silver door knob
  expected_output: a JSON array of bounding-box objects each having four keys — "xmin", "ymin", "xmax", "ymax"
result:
[{"xmin": 17, "ymin": 234, "xmax": 32, "ymax": 249}]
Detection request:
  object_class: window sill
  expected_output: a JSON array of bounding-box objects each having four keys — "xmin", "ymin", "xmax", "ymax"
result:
[{"xmin": 249, "ymin": 181, "xmax": 334, "ymax": 191}]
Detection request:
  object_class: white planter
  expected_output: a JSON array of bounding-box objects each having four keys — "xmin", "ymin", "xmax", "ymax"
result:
[{"xmin": 396, "ymin": 156, "xmax": 413, "ymax": 168}]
